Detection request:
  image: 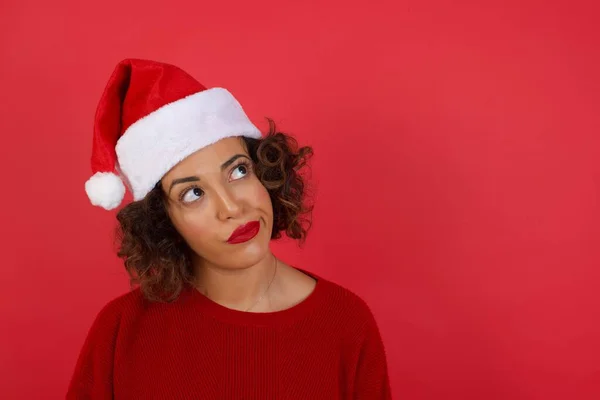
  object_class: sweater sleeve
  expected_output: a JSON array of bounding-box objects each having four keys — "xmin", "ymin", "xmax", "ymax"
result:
[
  {"xmin": 353, "ymin": 305, "xmax": 392, "ymax": 399},
  {"xmin": 66, "ymin": 297, "xmax": 123, "ymax": 400}
]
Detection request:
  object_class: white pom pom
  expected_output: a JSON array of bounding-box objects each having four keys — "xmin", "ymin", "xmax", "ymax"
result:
[{"xmin": 84, "ymin": 172, "xmax": 126, "ymax": 210}]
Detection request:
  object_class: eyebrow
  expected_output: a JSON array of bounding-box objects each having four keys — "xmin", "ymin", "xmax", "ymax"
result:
[{"xmin": 167, "ymin": 154, "xmax": 250, "ymax": 195}]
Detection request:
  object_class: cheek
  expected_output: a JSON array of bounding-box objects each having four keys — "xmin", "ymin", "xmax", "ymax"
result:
[
  {"xmin": 171, "ymin": 209, "xmax": 215, "ymax": 249},
  {"xmin": 247, "ymin": 178, "xmax": 272, "ymax": 213}
]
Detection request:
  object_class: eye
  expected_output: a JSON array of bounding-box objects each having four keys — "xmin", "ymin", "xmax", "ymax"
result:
[
  {"xmin": 230, "ymin": 163, "xmax": 250, "ymax": 181},
  {"xmin": 181, "ymin": 187, "xmax": 204, "ymax": 203}
]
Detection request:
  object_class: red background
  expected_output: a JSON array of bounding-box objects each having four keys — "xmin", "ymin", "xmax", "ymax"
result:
[{"xmin": 1, "ymin": 1, "xmax": 599, "ymax": 399}]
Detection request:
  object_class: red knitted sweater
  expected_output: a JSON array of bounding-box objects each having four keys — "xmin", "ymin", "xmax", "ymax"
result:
[{"xmin": 66, "ymin": 268, "xmax": 392, "ymax": 399}]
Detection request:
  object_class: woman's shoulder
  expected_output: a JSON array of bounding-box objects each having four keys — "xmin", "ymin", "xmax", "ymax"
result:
[
  {"xmin": 310, "ymin": 274, "xmax": 387, "ymax": 354},
  {"xmin": 309, "ymin": 270, "xmax": 382, "ymax": 330},
  {"xmin": 316, "ymin": 276, "xmax": 392, "ymax": 397},
  {"xmin": 88, "ymin": 287, "xmax": 147, "ymax": 329},
  {"xmin": 322, "ymin": 276, "xmax": 377, "ymax": 317}
]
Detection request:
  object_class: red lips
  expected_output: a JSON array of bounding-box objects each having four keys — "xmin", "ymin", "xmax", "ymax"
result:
[{"xmin": 227, "ymin": 221, "xmax": 260, "ymax": 244}]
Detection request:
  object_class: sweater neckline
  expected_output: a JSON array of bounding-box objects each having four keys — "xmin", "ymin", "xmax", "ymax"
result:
[{"xmin": 182, "ymin": 267, "xmax": 327, "ymax": 326}]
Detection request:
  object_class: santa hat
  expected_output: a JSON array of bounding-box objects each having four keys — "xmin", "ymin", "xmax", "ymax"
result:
[{"xmin": 84, "ymin": 58, "xmax": 262, "ymax": 210}]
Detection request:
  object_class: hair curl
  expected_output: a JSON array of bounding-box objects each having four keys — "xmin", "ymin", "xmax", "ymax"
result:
[{"xmin": 114, "ymin": 119, "xmax": 313, "ymax": 302}]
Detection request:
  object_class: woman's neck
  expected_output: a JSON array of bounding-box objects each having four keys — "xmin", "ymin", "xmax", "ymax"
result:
[{"xmin": 192, "ymin": 253, "xmax": 279, "ymax": 312}]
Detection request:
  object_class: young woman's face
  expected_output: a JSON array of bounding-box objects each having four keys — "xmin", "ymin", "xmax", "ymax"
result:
[{"xmin": 161, "ymin": 137, "xmax": 273, "ymax": 269}]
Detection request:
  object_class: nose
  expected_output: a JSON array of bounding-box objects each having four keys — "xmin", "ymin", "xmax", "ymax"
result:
[{"xmin": 214, "ymin": 186, "xmax": 243, "ymax": 221}]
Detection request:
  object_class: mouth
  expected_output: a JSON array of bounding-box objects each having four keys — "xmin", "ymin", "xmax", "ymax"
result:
[{"xmin": 227, "ymin": 220, "xmax": 261, "ymax": 244}]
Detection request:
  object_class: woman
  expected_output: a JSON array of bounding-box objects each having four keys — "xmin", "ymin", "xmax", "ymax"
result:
[{"xmin": 67, "ymin": 58, "xmax": 391, "ymax": 399}]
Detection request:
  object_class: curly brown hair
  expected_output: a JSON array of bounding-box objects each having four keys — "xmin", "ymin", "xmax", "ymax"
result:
[{"xmin": 114, "ymin": 119, "xmax": 313, "ymax": 302}]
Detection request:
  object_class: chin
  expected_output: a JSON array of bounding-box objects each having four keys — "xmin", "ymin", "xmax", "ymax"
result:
[
  {"xmin": 229, "ymin": 231, "xmax": 272, "ymax": 267},
  {"xmin": 237, "ymin": 241, "xmax": 270, "ymax": 266},
  {"xmin": 194, "ymin": 223, "xmax": 273, "ymax": 270}
]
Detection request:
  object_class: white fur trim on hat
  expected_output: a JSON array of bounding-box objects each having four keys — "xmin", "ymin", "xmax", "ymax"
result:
[
  {"xmin": 115, "ymin": 87, "xmax": 262, "ymax": 201},
  {"xmin": 85, "ymin": 171, "xmax": 126, "ymax": 210}
]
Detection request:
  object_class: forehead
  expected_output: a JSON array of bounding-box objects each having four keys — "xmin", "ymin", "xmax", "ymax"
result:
[{"xmin": 163, "ymin": 137, "xmax": 247, "ymax": 178}]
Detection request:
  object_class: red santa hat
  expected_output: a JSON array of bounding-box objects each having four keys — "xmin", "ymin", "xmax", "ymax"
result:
[{"xmin": 84, "ymin": 58, "xmax": 262, "ymax": 210}]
